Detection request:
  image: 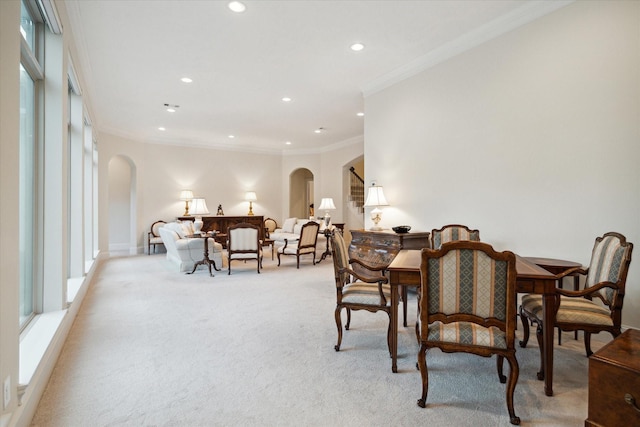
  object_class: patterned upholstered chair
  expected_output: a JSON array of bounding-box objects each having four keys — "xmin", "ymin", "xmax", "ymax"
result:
[
  {"xmin": 430, "ymin": 224, "xmax": 480, "ymax": 249},
  {"xmin": 330, "ymin": 229, "xmax": 391, "ymax": 353},
  {"xmin": 520, "ymin": 232, "xmax": 633, "ymax": 370},
  {"xmin": 147, "ymin": 220, "xmax": 166, "ymax": 254},
  {"xmin": 277, "ymin": 221, "xmax": 320, "ymax": 268},
  {"xmin": 417, "ymin": 241, "xmax": 520, "ymax": 425},
  {"xmin": 227, "ymin": 223, "xmax": 263, "ymax": 275}
]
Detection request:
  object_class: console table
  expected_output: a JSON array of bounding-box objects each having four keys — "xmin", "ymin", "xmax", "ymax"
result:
[
  {"xmin": 178, "ymin": 216, "xmax": 265, "ymax": 245},
  {"xmin": 349, "ymin": 229, "xmax": 431, "ymax": 326}
]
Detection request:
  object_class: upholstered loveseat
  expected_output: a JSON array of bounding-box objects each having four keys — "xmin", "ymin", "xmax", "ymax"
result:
[
  {"xmin": 159, "ymin": 221, "xmax": 227, "ymax": 272},
  {"xmin": 269, "ymin": 218, "xmax": 327, "ymax": 244}
]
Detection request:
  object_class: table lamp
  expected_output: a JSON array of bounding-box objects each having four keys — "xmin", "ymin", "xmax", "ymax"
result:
[
  {"xmin": 180, "ymin": 190, "xmax": 194, "ymax": 216},
  {"xmin": 245, "ymin": 191, "xmax": 257, "ymax": 216},
  {"xmin": 363, "ymin": 183, "xmax": 389, "ymax": 231},
  {"xmin": 190, "ymin": 197, "xmax": 209, "ymax": 234},
  {"xmin": 318, "ymin": 197, "xmax": 336, "ymax": 227}
]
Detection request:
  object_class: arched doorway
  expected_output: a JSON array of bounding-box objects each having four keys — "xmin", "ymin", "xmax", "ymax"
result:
[
  {"xmin": 108, "ymin": 155, "xmax": 137, "ymax": 255},
  {"xmin": 289, "ymin": 168, "xmax": 313, "ymax": 219}
]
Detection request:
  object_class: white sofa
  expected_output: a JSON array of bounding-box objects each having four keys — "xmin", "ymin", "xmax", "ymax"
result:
[
  {"xmin": 269, "ymin": 218, "xmax": 327, "ymax": 244},
  {"xmin": 159, "ymin": 221, "xmax": 227, "ymax": 272}
]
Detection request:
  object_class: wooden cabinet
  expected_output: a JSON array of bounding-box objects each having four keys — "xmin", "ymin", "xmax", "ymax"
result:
[
  {"xmin": 586, "ymin": 328, "xmax": 640, "ymax": 427},
  {"xmin": 178, "ymin": 216, "xmax": 265, "ymax": 242},
  {"xmin": 348, "ymin": 229, "xmax": 430, "ymax": 273}
]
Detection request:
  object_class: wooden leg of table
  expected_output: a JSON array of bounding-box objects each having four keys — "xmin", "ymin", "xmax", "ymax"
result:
[
  {"xmin": 542, "ymin": 292, "xmax": 554, "ymax": 396},
  {"xmin": 391, "ymin": 284, "xmax": 399, "ymax": 373}
]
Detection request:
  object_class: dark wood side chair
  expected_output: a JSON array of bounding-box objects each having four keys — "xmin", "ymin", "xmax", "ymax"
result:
[
  {"xmin": 417, "ymin": 241, "xmax": 520, "ymax": 425},
  {"xmin": 277, "ymin": 221, "xmax": 320, "ymax": 268},
  {"xmin": 331, "ymin": 229, "xmax": 391, "ymax": 354},
  {"xmin": 147, "ymin": 220, "xmax": 166, "ymax": 254},
  {"xmin": 519, "ymin": 232, "xmax": 633, "ymax": 378},
  {"xmin": 227, "ymin": 223, "xmax": 263, "ymax": 274}
]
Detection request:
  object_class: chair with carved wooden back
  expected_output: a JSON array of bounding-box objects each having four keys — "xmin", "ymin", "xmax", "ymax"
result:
[
  {"xmin": 277, "ymin": 221, "xmax": 320, "ymax": 268},
  {"xmin": 519, "ymin": 232, "xmax": 633, "ymax": 377},
  {"xmin": 417, "ymin": 241, "xmax": 520, "ymax": 425},
  {"xmin": 148, "ymin": 220, "xmax": 166, "ymax": 255},
  {"xmin": 331, "ymin": 228, "xmax": 392, "ymax": 354},
  {"xmin": 227, "ymin": 223, "xmax": 263, "ymax": 275},
  {"xmin": 263, "ymin": 217, "xmax": 278, "ymax": 238},
  {"xmin": 431, "ymin": 224, "xmax": 480, "ymax": 249}
]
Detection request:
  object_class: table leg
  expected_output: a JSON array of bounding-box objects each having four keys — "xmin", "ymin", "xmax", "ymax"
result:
[
  {"xmin": 318, "ymin": 234, "xmax": 331, "ymax": 263},
  {"xmin": 542, "ymin": 292, "xmax": 555, "ymax": 396},
  {"xmin": 391, "ymin": 283, "xmax": 399, "ymax": 373}
]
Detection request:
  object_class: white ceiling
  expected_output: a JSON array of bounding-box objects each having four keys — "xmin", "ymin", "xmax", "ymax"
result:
[{"xmin": 65, "ymin": 0, "xmax": 569, "ymax": 154}]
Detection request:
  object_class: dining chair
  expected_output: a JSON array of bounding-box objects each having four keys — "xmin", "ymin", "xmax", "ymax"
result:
[
  {"xmin": 227, "ymin": 223, "xmax": 263, "ymax": 274},
  {"xmin": 519, "ymin": 232, "xmax": 633, "ymax": 376},
  {"xmin": 430, "ymin": 224, "xmax": 480, "ymax": 249},
  {"xmin": 330, "ymin": 229, "xmax": 392, "ymax": 354},
  {"xmin": 417, "ymin": 241, "xmax": 520, "ymax": 425},
  {"xmin": 277, "ymin": 221, "xmax": 320, "ymax": 268}
]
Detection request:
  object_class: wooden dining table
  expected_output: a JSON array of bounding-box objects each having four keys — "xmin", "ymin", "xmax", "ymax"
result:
[{"xmin": 387, "ymin": 249, "xmax": 560, "ymax": 396}]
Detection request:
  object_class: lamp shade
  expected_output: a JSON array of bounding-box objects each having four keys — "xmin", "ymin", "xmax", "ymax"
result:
[
  {"xmin": 318, "ymin": 198, "xmax": 336, "ymax": 211},
  {"xmin": 190, "ymin": 198, "xmax": 210, "ymax": 216},
  {"xmin": 245, "ymin": 191, "xmax": 257, "ymax": 202},
  {"xmin": 180, "ymin": 190, "xmax": 194, "ymax": 201},
  {"xmin": 364, "ymin": 185, "xmax": 389, "ymax": 207}
]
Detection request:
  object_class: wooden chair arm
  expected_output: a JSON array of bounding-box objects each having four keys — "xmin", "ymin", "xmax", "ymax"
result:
[
  {"xmin": 556, "ymin": 281, "xmax": 619, "ymax": 298},
  {"xmin": 348, "ymin": 258, "xmax": 387, "ymax": 273},
  {"xmin": 338, "ymin": 266, "xmax": 388, "ymax": 285},
  {"xmin": 555, "ymin": 266, "xmax": 587, "ymax": 279}
]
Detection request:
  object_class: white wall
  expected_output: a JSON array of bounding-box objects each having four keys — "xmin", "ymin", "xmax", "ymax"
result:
[{"xmin": 365, "ymin": 1, "xmax": 640, "ymax": 328}]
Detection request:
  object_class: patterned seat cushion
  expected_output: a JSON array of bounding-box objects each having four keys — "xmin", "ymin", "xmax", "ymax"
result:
[
  {"xmin": 427, "ymin": 321, "xmax": 507, "ymax": 349},
  {"xmin": 521, "ymin": 294, "xmax": 613, "ymax": 326},
  {"xmin": 342, "ymin": 282, "xmax": 391, "ymax": 306}
]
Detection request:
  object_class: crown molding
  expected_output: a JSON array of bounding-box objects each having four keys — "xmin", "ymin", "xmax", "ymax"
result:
[{"xmin": 362, "ymin": 0, "xmax": 574, "ymax": 98}]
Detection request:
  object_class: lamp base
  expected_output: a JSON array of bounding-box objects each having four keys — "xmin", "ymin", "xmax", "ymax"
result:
[
  {"xmin": 369, "ymin": 226, "xmax": 384, "ymax": 231},
  {"xmin": 193, "ymin": 218, "xmax": 204, "ymax": 234},
  {"xmin": 247, "ymin": 201, "xmax": 254, "ymax": 216}
]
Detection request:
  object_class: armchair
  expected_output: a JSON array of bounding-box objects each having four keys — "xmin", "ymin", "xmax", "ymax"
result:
[
  {"xmin": 227, "ymin": 223, "xmax": 263, "ymax": 275},
  {"xmin": 417, "ymin": 241, "xmax": 520, "ymax": 425},
  {"xmin": 147, "ymin": 220, "xmax": 166, "ymax": 254},
  {"xmin": 520, "ymin": 232, "xmax": 633, "ymax": 375},
  {"xmin": 277, "ymin": 221, "xmax": 320, "ymax": 268},
  {"xmin": 331, "ymin": 229, "xmax": 391, "ymax": 353}
]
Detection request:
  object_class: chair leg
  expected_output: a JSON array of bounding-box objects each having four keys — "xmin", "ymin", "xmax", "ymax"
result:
[
  {"xmin": 497, "ymin": 355, "xmax": 506, "ymax": 383},
  {"xmin": 334, "ymin": 306, "xmax": 343, "ymax": 351},
  {"xmin": 535, "ymin": 323, "xmax": 545, "ymax": 381},
  {"xmin": 584, "ymin": 332, "xmax": 593, "ymax": 357},
  {"xmin": 277, "ymin": 252, "xmax": 281, "ymax": 266},
  {"xmin": 345, "ymin": 308, "xmax": 351, "ymax": 330},
  {"xmin": 386, "ymin": 312, "xmax": 392, "ymax": 356},
  {"xmin": 417, "ymin": 343, "xmax": 429, "ymax": 408},
  {"xmin": 518, "ymin": 309, "xmax": 530, "ymax": 348},
  {"xmin": 505, "ymin": 353, "xmax": 521, "ymax": 425},
  {"xmin": 296, "ymin": 255, "xmax": 300, "ymax": 269},
  {"xmin": 402, "ymin": 286, "xmax": 408, "ymax": 327}
]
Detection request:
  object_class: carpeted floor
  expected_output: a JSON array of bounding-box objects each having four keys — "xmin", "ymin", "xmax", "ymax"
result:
[{"xmin": 30, "ymin": 251, "xmax": 606, "ymax": 426}]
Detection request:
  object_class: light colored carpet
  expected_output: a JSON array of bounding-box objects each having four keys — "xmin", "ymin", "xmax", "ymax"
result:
[{"xmin": 31, "ymin": 252, "xmax": 606, "ymax": 426}]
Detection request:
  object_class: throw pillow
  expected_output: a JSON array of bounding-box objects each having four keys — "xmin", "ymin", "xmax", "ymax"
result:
[{"xmin": 282, "ymin": 217, "xmax": 297, "ymax": 233}]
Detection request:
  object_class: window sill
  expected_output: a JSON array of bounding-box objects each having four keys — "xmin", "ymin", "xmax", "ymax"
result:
[{"xmin": 19, "ymin": 310, "xmax": 67, "ymax": 388}]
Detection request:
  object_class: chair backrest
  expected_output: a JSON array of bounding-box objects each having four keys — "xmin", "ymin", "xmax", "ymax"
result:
[
  {"xmin": 585, "ymin": 232, "xmax": 633, "ymax": 307},
  {"xmin": 330, "ymin": 229, "xmax": 350, "ymax": 287},
  {"xmin": 151, "ymin": 220, "xmax": 167, "ymax": 237},
  {"xmin": 431, "ymin": 224, "xmax": 480, "ymax": 249},
  {"xmin": 420, "ymin": 241, "xmax": 517, "ymax": 343},
  {"xmin": 264, "ymin": 218, "xmax": 278, "ymax": 235},
  {"xmin": 298, "ymin": 221, "xmax": 320, "ymax": 249},
  {"xmin": 228, "ymin": 223, "xmax": 260, "ymax": 252}
]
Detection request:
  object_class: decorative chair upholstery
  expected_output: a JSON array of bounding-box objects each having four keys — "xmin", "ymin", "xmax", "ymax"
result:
[
  {"xmin": 417, "ymin": 241, "xmax": 520, "ymax": 425},
  {"xmin": 277, "ymin": 221, "xmax": 320, "ymax": 268},
  {"xmin": 331, "ymin": 229, "xmax": 391, "ymax": 353},
  {"xmin": 520, "ymin": 232, "xmax": 633, "ymax": 373},
  {"xmin": 227, "ymin": 223, "xmax": 263, "ymax": 275},
  {"xmin": 431, "ymin": 224, "xmax": 480, "ymax": 249},
  {"xmin": 148, "ymin": 220, "xmax": 166, "ymax": 254}
]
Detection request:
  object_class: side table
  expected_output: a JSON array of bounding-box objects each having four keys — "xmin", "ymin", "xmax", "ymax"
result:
[
  {"xmin": 317, "ymin": 229, "xmax": 332, "ymax": 263},
  {"xmin": 187, "ymin": 233, "xmax": 221, "ymax": 277}
]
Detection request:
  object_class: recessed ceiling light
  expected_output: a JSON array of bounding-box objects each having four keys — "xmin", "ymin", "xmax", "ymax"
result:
[
  {"xmin": 357, "ymin": 112, "xmax": 364, "ymax": 117},
  {"xmin": 228, "ymin": 1, "xmax": 246, "ymax": 13},
  {"xmin": 180, "ymin": 77, "xmax": 193, "ymax": 83},
  {"xmin": 350, "ymin": 43, "xmax": 365, "ymax": 52},
  {"xmin": 228, "ymin": 135, "xmax": 235, "ymax": 139},
  {"xmin": 282, "ymin": 97, "xmax": 292, "ymax": 102},
  {"xmin": 158, "ymin": 127, "xmax": 166, "ymax": 131},
  {"xmin": 166, "ymin": 108, "xmax": 176, "ymax": 113},
  {"xmin": 314, "ymin": 127, "xmax": 324, "ymax": 134},
  {"xmin": 285, "ymin": 141, "xmax": 292, "ymax": 145}
]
